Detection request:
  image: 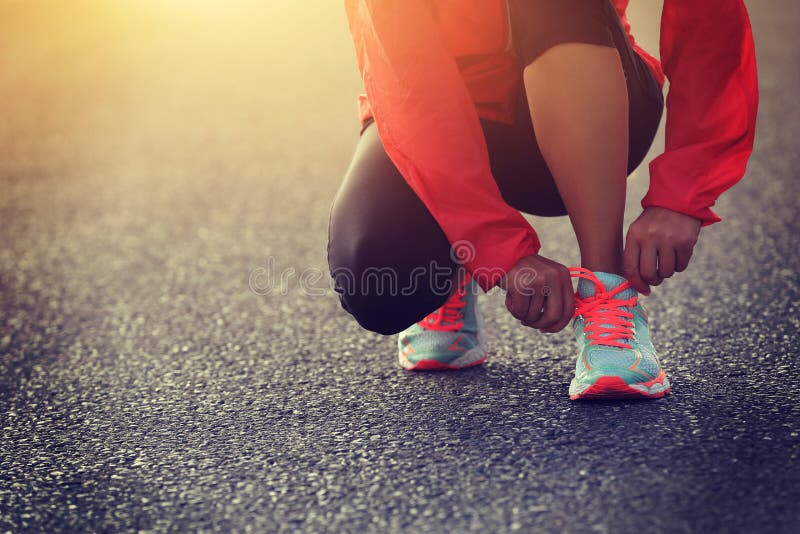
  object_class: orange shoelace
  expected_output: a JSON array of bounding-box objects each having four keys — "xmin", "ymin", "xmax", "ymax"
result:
[
  {"xmin": 569, "ymin": 267, "xmax": 636, "ymax": 349},
  {"xmin": 418, "ymin": 274, "xmax": 470, "ymax": 332}
]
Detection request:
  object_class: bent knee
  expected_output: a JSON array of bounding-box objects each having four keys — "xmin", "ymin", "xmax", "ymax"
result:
[
  {"xmin": 338, "ymin": 296, "xmax": 413, "ymax": 336},
  {"xmin": 329, "ymin": 245, "xmax": 450, "ymax": 336},
  {"xmin": 331, "ymin": 270, "xmax": 439, "ymax": 335}
]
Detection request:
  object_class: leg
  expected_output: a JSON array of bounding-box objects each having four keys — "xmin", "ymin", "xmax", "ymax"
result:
[
  {"xmin": 502, "ymin": 0, "xmax": 663, "ymax": 271},
  {"xmin": 524, "ymin": 42, "xmax": 628, "ymax": 274},
  {"xmin": 328, "ymin": 121, "xmax": 456, "ymax": 335},
  {"xmin": 497, "ymin": 0, "xmax": 670, "ymax": 400}
]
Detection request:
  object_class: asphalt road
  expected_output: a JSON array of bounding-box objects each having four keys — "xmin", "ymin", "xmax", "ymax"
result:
[{"xmin": 1, "ymin": 1, "xmax": 798, "ymax": 532}]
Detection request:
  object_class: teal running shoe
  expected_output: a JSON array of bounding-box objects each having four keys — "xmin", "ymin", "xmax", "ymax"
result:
[
  {"xmin": 398, "ymin": 274, "xmax": 487, "ymax": 371},
  {"xmin": 568, "ymin": 268, "xmax": 671, "ymax": 400}
]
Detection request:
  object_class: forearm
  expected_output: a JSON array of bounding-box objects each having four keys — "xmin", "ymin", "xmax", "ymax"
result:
[{"xmin": 644, "ymin": 0, "xmax": 758, "ymax": 224}]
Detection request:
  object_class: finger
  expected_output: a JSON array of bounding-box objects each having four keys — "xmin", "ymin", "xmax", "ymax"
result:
[
  {"xmin": 623, "ymin": 236, "xmax": 650, "ymax": 295},
  {"xmin": 505, "ymin": 287, "xmax": 530, "ymax": 321},
  {"xmin": 543, "ymin": 269, "xmax": 575, "ymax": 333},
  {"xmin": 676, "ymin": 246, "xmax": 694, "ymax": 272},
  {"xmin": 531, "ymin": 280, "xmax": 562, "ymax": 330},
  {"xmin": 657, "ymin": 246, "xmax": 676, "ymax": 279},
  {"xmin": 522, "ymin": 288, "xmax": 545, "ymax": 326},
  {"xmin": 562, "ymin": 268, "xmax": 576, "ymax": 325},
  {"xmin": 640, "ymin": 243, "xmax": 663, "ymax": 287}
]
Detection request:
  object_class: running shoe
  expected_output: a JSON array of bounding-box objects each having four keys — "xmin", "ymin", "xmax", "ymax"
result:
[
  {"xmin": 568, "ymin": 268, "xmax": 670, "ymax": 400},
  {"xmin": 397, "ymin": 274, "xmax": 487, "ymax": 371}
]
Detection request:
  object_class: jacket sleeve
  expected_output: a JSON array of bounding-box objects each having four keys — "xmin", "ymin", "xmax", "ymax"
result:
[
  {"xmin": 343, "ymin": 0, "xmax": 540, "ymax": 291},
  {"xmin": 643, "ymin": 0, "xmax": 759, "ymax": 225}
]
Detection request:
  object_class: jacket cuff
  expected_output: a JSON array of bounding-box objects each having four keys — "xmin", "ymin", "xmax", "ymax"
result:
[
  {"xmin": 640, "ymin": 193, "xmax": 722, "ymax": 227},
  {"xmin": 465, "ymin": 230, "xmax": 541, "ymax": 292}
]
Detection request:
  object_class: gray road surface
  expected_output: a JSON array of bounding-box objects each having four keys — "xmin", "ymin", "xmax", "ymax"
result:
[{"xmin": 1, "ymin": 1, "xmax": 798, "ymax": 532}]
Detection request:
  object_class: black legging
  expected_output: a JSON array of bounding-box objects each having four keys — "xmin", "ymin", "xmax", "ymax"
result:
[{"xmin": 328, "ymin": 0, "xmax": 664, "ymax": 335}]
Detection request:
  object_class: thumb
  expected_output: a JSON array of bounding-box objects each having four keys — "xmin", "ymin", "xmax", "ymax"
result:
[{"xmin": 623, "ymin": 236, "xmax": 650, "ymax": 295}]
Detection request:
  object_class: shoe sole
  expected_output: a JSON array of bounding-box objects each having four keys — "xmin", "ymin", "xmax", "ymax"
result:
[
  {"xmin": 402, "ymin": 354, "xmax": 487, "ymax": 371},
  {"xmin": 569, "ymin": 371, "xmax": 671, "ymax": 400},
  {"xmin": 399, "ymin": 345, "xmax": 487, "ymax": 372}
]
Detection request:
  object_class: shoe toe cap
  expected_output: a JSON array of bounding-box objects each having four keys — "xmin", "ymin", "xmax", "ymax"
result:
[{"xmin": 586, "ymin": 347, "xmax": 639, "ymax": 369}]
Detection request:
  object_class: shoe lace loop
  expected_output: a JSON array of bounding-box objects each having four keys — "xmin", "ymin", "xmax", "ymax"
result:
[
  {"xmin": 418, "ymin": 274, "xmax": 470, "ymax": 332},
  {"xmin": 569, "ymin": 267, "xmax": 636, "ymax": 349}
]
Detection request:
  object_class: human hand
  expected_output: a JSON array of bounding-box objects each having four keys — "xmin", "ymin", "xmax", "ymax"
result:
[
  {"xmin": 499, "ymin": 254, "xmax": 574, "ymax": 333},
  {"xmin": 623, "ymin": 206, "xmax": 702, "ymax": 295}
]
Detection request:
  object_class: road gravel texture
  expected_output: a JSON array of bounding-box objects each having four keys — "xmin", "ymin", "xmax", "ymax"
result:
[{"xmin": 1, "ymin": 1, "xmax": 798, "ymax": 532}]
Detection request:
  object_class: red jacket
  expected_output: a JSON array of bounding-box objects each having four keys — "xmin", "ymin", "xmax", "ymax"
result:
[{"xmin": 344, "ymin": 0, "xmax": 758, "ymax": 291}]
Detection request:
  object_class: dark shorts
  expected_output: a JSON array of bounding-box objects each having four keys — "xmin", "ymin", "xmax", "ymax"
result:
[{"xmin": 329, "ymin": 0, "xmax": 665, "ymax": 335}]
